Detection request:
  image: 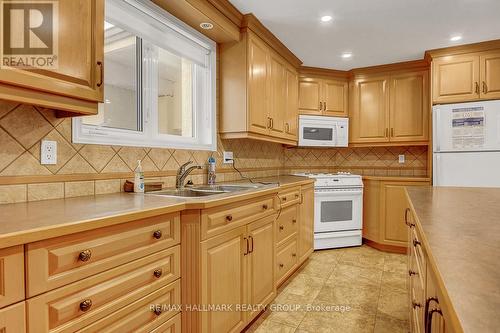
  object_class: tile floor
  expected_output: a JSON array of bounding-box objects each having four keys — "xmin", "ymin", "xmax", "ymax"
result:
[{"xmin": 245, "ymin": 245, "xmax": 409, "ymax": 333}]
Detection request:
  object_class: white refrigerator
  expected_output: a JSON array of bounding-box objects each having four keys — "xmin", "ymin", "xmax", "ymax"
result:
[{"xmin": 433, "ymin": 100, "xmax": 500, "ymax": 187}]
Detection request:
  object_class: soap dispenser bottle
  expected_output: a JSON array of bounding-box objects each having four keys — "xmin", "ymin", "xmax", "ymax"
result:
[
  {"xmin": 134, "ymin": 160, "xmax": 144, "ymax": 193},
  {"xmin": 208, "ymin": 156, "xmax": 216, "ymax": 185}
]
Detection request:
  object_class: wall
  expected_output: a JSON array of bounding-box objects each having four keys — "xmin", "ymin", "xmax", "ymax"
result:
[{"xmin": 0, "ymin": 101, "xmax": 427, "ymax": 204}]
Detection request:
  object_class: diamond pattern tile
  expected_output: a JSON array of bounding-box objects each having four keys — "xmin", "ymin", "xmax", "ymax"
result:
[
  {"xmin": 0, "ymin": 128, "xmax": 24, "ymax": 172},
  {"xmin": 79, "ymin": 145, "xmax": 116, "ymax": 172}
]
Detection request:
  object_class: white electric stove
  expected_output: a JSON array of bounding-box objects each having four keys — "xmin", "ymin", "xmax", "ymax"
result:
[{"xmin": 294, "ymin": 172, "xmax": 363, "ymax": 249}]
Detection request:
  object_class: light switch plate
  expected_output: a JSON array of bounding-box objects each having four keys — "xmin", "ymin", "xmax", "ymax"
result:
[
  {"xmin": 223, "ymin": 151, "xmax": 234, "ymax": 164},
  {"xmin": 41, "ymin": 140, "xmax": 57, "ymax": 165},
  {"xmin": 398, "ymin": 154, "xmax": 405, "ymax": 164}
]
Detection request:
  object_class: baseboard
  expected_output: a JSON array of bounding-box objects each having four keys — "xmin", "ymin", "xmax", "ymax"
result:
[{"xmin": 363, "ymin": 238, "xmax": 407, "ymax": 254}]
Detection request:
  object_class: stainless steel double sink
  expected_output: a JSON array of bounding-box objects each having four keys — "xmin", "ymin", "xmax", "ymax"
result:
[{"xmin": 146, "ymin": 184, "xmax": 262, "ymax": 198}]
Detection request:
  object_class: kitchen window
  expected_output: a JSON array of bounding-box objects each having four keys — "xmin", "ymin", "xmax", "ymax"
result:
[{"xmin": 73, "ymin": 0, "xmax": 217, "ymax": 150}]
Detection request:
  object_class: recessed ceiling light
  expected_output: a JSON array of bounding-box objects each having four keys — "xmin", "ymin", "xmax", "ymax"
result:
[
  {"xmin": 200, "ymin": 22, "xmax": 214, "ymax": 30},
  {"xmin": 341, "ymin": 52, "xmax": 353, "ymax": 59},
  {"xmin": 320, "ymin": 15, "xmax": 333, "ymax": 22},
  {"xmin": 450, "ymin": 35, "xmax": 462, "ymax": 42}
]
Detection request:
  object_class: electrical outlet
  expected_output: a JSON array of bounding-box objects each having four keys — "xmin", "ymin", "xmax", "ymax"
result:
[
  {"xmin": 398, "ymin": 154, "xmax": 405, "ymax": 164},
  {"xmin": 223, "ymin": 151, "xmax": 234, "ymax": 164},
  {"xmin": 41, "ymin": 140, "xmax": 57, "ymax": 165}
]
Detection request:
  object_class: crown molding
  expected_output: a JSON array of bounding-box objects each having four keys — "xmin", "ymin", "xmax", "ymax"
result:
[{"xmin": 425, "ymin": 39, "xmax": 500, "ymax": 60}]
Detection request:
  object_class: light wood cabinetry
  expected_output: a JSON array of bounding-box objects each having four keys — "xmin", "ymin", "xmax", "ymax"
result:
[
  {"xmin": 431, "ymin": 49, "xmax": 500, "ymax": 103},
  {"xmin": 299, "ymin": 77, "xmax": 348, "ymax": 117},
  {"xmin": 0, "ymin": 302, "xmax": 26, "ymax": 333},
  {"xmin": 26, "ymin": 212, "xmax": 180, "ymax": 297},
  {"xmin": 0, "ymin": 246, "xmax": 24, "ymax": 308},
  {"xmin": 0, "ymin": 0, "xmax": 104, "ymax": 115},
  {"xmin": 298, "ymin": 184, "xmax": 314, "ymax": 263},
  {"xmin": 220, "ymin": 31, "xmax": 298, "ymax": 145},
  {"xmin": 363, "ymin": 179, "xmax": 430, "ymax": 250},
  {"xmin": 276, "ymin": 237, "xmax": 298, "ymax": 286},
  {"xmin": 350, "ymin": 70, "xmax": 429, "ymax": 145}
]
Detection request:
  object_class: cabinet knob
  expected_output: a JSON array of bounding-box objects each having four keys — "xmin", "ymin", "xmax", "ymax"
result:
[
  {"xmin": 153, "ymin": 307, "xmax": 162, "ymax": 316},
  {"xmin": 153, "ymin": 230, "xmax": 162, "ymax": 239},
  {"xmin": 412, "ymin": 301, "xmax": 422, "ymax": 309},
  {"xmin": 279, "ymin": 225, "xmax": 284, "ymax": 231},
  {"xmin": 282, "ymin": 197, "xmax": 287, "ymax": 201},
  {"xmin": 79, "ymin": 299, "xmax": 93, "ymax": 312},
  {"xmin": 78, "ymin": 249, "xmax": 92, "ymax": 262},
  {"xmin": 279, "ymin": 263, "xmax": 284, "ymax": 268},
  {"xmin": 292, "ymin": 253, "xmax": 297, "ymax": 257},
  {"xmin": 226, "ymin": 215, "xmax": 233, "ymax": 222},
  {"xmin": 408, "ymin": 270, "xmax": 418, "ymax": 276},
  {"xmin": 413, "ymin": 239, "xmax": 421, "ymax": 247},
  {"xmin": 295, "ymin": 194, "xmax": 299, "ymax": 199},
  {"xmin": 262, "ymin": 204, "xmax": 268, "ymax": 210},
  {"xmin": 292, "ymin": 219, "xmax": 297, "ymax": 224},
  {"xmin": 153, "ymin": 269, "xmax": 163, "ymax": 278}
]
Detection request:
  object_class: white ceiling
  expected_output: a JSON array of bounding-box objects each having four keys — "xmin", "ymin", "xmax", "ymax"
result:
[{"xmin": 229, "ymin": 0, "xmax": 500, "ymax": 70}]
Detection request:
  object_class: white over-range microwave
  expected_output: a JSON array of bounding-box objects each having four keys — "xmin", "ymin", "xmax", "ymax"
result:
[{"xmin": 298, "ymin": 115, "xmax": 349, "ymax": 147}]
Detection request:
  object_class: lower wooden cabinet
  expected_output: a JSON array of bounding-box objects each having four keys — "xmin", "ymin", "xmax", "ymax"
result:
[
  {"xmin": 0, "ymin": 302, "xmax": 26, "ymax": 333},
  {"xmin": 363, "ymin": 179, "xmax": 430, "ymax": 249},
  {"xmin": 200, "ymin": 215, "xmax": 275, "ymax": 333},
  {"xmin": 0, "ymin": 245, "xmax": 24, "ymax": 308},
  {"xmin": 298, "ymin": 184, "xmax": 314, "ymax": 263}
]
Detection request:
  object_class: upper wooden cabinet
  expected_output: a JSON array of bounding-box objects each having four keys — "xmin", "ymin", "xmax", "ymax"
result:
[
  {"xmin": 299, "ymin": 76, "xmax": 348, "ymax": 117},
  {"xmin": 350, "ymin": 70, "xmax": 429, "ymax": 144},
  {"xmin": 432, "ymin": 49, "xmax": 500, "ymax": 103},
  {"xmin": 220, "ymin": 31, "xmax": 298, "ymax": 145},
  {"xmin": 0, "ymin": 0, "xmax": 103, "ymax": 115}
]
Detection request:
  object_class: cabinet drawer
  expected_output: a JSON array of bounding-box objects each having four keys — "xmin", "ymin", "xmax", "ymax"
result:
[
  {"xmin": 26, "ymin": 212, "xmax": 180, "ymax": 296},
  {"xmin": 276, "ymin": 205, "xmax": 298, "ymax": 246},
  {"xmin": 0, "ymin": 301, "xmax": 26, "ymax": 333},
  {"xmin": 149, "ymin": 313, "xmax": 181, "ymax": 333},
  {"xmin": 276, "ymin": 237, "xmax": 298, "ymax": 286},
  {"xmin": 278, "ymin": 188, "xmax": 301, "ymax": 208},
  {"xmin": 410, "ymin": 227, "xmax": 426, "ymax": 280},
  {"xmin": 0, "ymin": 245, "xmax": 24, "ymax": 308},
  {"xmin": 79, "ymin": 281, "xmax": 181, "ymax": 333},
  {"xmin": 27, "ymin": 246, "xmax": 180, "ymax": 333},
  {"xmin": 201, "ymin": 195, "xmax": 275, "ymax": 240}
]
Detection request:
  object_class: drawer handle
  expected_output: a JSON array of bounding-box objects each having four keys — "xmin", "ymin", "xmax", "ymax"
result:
[
  {"xmin": 153, "ymin": 230, "xmax": 162, "ymax": 239},
  {"xmin": 404, "ymin": 208, "xmax": 411, "ymax": 226},
  {"xmin": 153, "ymin": 269, "xmax": 163, "ymax": 278},
  {"xmin": 78, "ymin": 249, "xmax": 92, "ymax": 262},
  {"xmin": 279, "ymin": 263, "xmax": 284, "ymax": 268},
  {"xmin": 153, "ymin": 307, "xmax": 162, "ymax": 316},
  {"xmin": 409, "ymin": 270, "xmax": 418, "ymax": 276},
  {"xmin": 412, "ymin": 301, "xmax": 422, "ymax": 309},
  {"xmin": 413, "ymin": 240, "xmax": 421, "ymax": 247},
  {"xmin": 226, "ymin": 215, "xmax": 233, "ymax": 222},
  {"xmin": 96, "ymin": 61, "xmax": 104, "ymax": 87},
  {"xmin": 262, "ymin": 204, "xmax": 268, "ymax": 210},
  {"xmin": 279, "ymin": 225, "xmax": 284, "ymax": 231},
  {"xmin": 79, "ymin": 299, "xmax": 92, "ymax": 312},
  {"xmin": 292, "ymin": 253, "xmax": 297, "ymax": 257},
  {"xmin": 282, "ymin": 197, "xmax": 287, "ymax": 201},
  {"xmin": 292, "ymin": 219, "xmax": 297, "ymax": 224}
]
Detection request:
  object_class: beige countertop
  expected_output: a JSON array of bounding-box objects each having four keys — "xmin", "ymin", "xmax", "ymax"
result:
[
  {"xmin": 362, "ymin": 175, "xmax": 431, "ymax": 182},
  {"xmin": 0, "ymin": 175, "xmax": 313, "ymax": 248},
  {"xmin": 406, "ymin": 186, "xmax": 500, "ymax": 333}
]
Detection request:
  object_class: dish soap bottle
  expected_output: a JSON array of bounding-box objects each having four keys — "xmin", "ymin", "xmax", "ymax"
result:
[
  {"xmin": 208, "ymin": 156, "xmax": 216, "ymax": 185},
  {"xmin": 134, "ymin": 160, "xmax": 144, "ymax": 193}
]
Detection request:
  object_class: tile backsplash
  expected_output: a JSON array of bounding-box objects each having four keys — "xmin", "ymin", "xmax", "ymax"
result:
[{"xmin": 0, "ymin": 101, "xmax": 428, "ymax": 204}]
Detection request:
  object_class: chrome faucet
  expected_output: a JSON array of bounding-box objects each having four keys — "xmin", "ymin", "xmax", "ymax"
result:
[{"xmin": 176, "ymin": 161, "xmax": 202, "ymax": 188}]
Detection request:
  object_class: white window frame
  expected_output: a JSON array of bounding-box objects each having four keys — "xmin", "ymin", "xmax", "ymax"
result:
[{"xmin": 73, "ymin": 0, "xmax": 217, "ymax": 151}]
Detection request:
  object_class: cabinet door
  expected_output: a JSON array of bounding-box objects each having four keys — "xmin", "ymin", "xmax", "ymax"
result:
[
  {"xmin": 285, "ymin": 67, "xmax": 299, "ymax": 140},
  {"xmin": 0, "ymin": 246, "xmax": 24, "ymax": 308},
  {"xmin": 432, "ymin": 54, "xmax": 480, "ymax": 104},
  {"xmin": 390, "ymin": 71, "xmax": 429, "ymax": 142},
  {"xmin": 480, "ymin": 51, "xmax": 500, "ymax": 100},
  {"xmin": 323, "ymin": 79, "xmax": 348, "ymax": 117},
  {"xmin": 247, "ymin": 217, "xmax": 275, "ymax": 322},
  {"xmin": 0, "ymin": 302, "xmax": 26, "ymax": 333},
  {"xmin": 381, "ymin": 182, "xmax": 429, "ymax": 247},
  {"xmin": 248, "ymin": 35, "xmax": 270, "ymax": 136},
  {"xmin": 298, "ymin": 185, "xmax": 314, "ymax": 263},
  {"xmin": 269, "ymin": 54, "xmax": 287, "ymax": 138},
  {"xmin": 350, "ymin": 76, "xmax": 390, "ymax": 143},
  {"xmin": 0, "ymin": 0, "xmax": 104, "ymax": 102},
  {"xmin": 298, "ymin": 78, "xmax": 322, "ymax": 115},
  {"xmin": 201, "ymin": 226, "xmax": 247, "ymax": 333}
]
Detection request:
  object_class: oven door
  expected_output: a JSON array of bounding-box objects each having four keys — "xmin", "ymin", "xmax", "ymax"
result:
[{"xmin": 314, "ymin": 188, "xmax": 363, "ymax": 233}]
